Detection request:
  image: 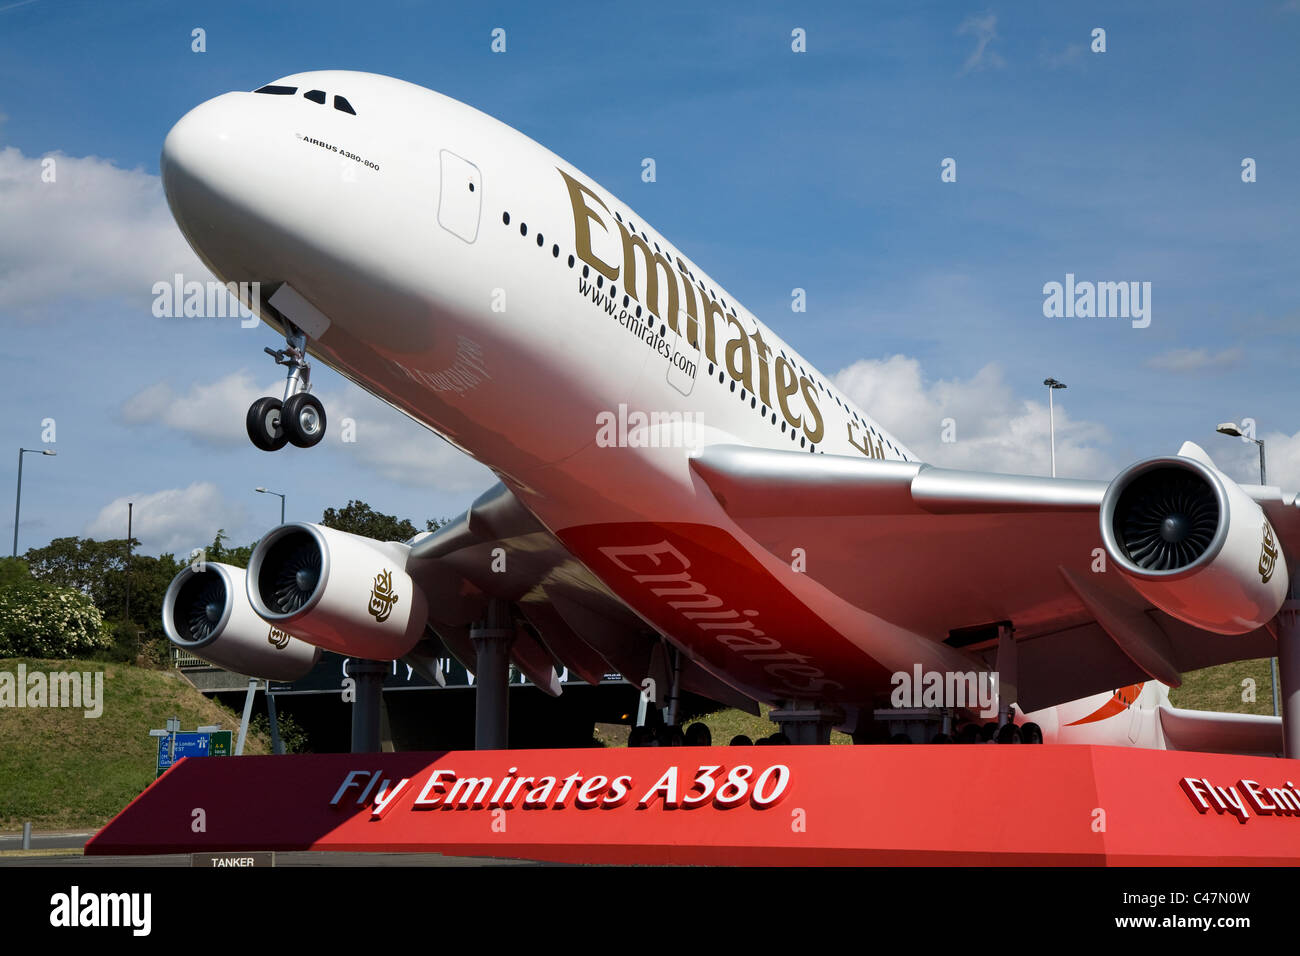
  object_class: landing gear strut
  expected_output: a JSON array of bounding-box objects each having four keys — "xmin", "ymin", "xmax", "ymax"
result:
[{"xmin": 246, "ymin": 323, "xmax": 327, "ymax": 451}]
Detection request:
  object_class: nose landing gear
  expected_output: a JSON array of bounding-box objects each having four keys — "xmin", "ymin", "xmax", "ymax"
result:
[{"xmin": 246, "ymin": 323, "xmax": 328, "ymax": 451}]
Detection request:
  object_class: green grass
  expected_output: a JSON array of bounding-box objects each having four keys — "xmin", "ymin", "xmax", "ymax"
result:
[
  {"xmin": 0, "ymin": 658, "xmax": 272, "ymax": 831},
  {"xmin": 1168, "ymin": 656, "xmax": 1278, "ymax": 715},
  {"xmin": 684, "ymin": 704, "xmax": 853, "ymax": 745}
]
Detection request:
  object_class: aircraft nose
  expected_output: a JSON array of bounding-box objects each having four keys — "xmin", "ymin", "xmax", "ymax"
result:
[
  {"xmin": 161, "ymin": 94, "xmax": 250, "ymax": 249},
  {"xmin": 161, "ymin": 91, "xmax": 307, "ymax": 285}
]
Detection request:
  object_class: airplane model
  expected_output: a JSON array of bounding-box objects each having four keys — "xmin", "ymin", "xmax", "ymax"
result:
[{"xmin": 157, "ymin": 71, "xmax": 1297, "ymax": 755}]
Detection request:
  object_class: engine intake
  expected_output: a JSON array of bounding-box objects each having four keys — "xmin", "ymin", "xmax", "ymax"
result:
[
  {"xmin": 1100, "ymin": 454, "xmax": 1287, "ymax": 634},
  {"xmin": 246, "ymin": 523, "xmax": 427, "ymax": 660},
  {"xmin": 162, "ymin": 562, "xmax": 320, "ymax": 680}
]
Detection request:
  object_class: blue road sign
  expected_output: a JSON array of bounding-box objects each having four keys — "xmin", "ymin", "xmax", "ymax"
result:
[{"xmin": 156, "ymin": 731, "xmax": 213, "ymax": 774}]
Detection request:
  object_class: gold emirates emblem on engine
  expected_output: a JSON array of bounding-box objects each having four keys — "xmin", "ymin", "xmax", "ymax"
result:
[
  {"xmin": 267, "ymin": 625, "xmax": 291, "ymax": 650},
  {"xmin": 1259, "ymin": 522, "xmax": 1279, "ymax": 584},
  {"xmin": 368, "ymin": 569, "xmax": 400, "ymax": 623}
]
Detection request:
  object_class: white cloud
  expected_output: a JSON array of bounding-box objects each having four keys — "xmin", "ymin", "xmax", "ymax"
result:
[
  {"xmin": 957, "ymin": 13, "xmax": 1006, "ymax": 74},
  {"xmin": 1145, "ymin": 347, "xmax": 1244, "ymax": 373},
  {"xmin": 0, "ymin": 145, "xmax": 204, "ymax": 315},
  {"xmin": 1208, "ymin": 426, "xmax": 1300, "ymax": 492},
  {"xmin": 120, "ymin": 370, "xmax": 276, "ymax": 445},
  {"xmin": 1258, "ymin": 430, "xmax": 1300, "ymax": 490},
  {"xmin": 832, "ymin": 355, "xmax": 1115, "ymax": 479},
  {"xmin": 120, "ymin": 371, "xmax": 493, "ymax": 491},
  {"xmin": 85, "ymin": 481, "xmax": 248, "ymax": 555},
  {"xmin": 330, "ymin": 384, "xmax": 495, "ymax": 491}
]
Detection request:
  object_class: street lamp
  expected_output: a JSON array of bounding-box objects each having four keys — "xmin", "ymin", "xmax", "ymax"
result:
[
  {"xmin": 12, "ymin": 448, "xmax": 56, "ymax": 558},
  {"xmin": 1215, "ymin": 422, "xmax": 1265, "ymax": 485},
  {"xmin": 1215, "ymin": 422, "xmax": 1277, "ymax": 717},
  {"xmin": 1043, "ymin": 379, "xmax": 1067, "ymax": 478},
  {"xmin": 255, "ymin": 487, "xmax": 286, "ymax": 524}
]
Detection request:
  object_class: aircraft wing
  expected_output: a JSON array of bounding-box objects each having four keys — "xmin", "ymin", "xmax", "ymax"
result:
[
  {"xmin": 689, "ymin": 444, "xmax": 1297, "ymax": 711},
  {"xmin": 403, "ymin": 482, "xmax": 760, "ymax": 712}
]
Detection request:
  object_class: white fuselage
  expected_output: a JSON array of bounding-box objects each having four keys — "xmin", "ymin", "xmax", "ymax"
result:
[{"xmin": 161, "ymin": 71, "xmax": 1169, "ymax": 747}]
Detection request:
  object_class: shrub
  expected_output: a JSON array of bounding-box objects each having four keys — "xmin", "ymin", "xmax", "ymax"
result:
[{"xmin": 0, "ymin": 580, "xmax": 110, "ymax": 657}]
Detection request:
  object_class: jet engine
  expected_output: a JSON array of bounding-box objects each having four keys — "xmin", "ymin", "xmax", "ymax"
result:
[
  {"xmin": 245, "ymin": 522, "xmax": 428, "ymax": 660},
  {"xmin": 162, "ymin": 562, "xmax": 320, "ymax": 680},
  {"xmin": 1100, "ymin": 452, "xmax": 1287, "ymax": 634}
]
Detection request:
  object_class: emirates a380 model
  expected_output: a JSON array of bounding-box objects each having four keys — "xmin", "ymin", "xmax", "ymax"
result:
[{"xmin": 158, "ymin": 71, "xmax": 1298, "ymax": 754}]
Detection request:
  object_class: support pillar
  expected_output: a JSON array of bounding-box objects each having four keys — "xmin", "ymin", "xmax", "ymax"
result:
[
  {"xmin": 1278, "ymin": 599, "xmax": 1300, "ymax": 760},
  {"xmin": 472, "ymin": 599, "xmax": 514, "ymax": 750},
  {"xmin": 349, "ymin": 660, "xmax": 387, "ymax": 753},
  {"xmin": 266, "ymin": 681, "xmax": 283, "ymax": 755},
  {"xmin": 995, "ymin": 623, "xmax": 1018, "ymax": 726},
  {"xmin": 769, "ymin": 702, "xmax": 845, "ymax": 745},
  {"xmin": 235, "ymin": 678, "xmax": 257, "ymax": 756},
  {"xmin": 666, "ymin": 645, "xmax": 683, "ymax": 727}
]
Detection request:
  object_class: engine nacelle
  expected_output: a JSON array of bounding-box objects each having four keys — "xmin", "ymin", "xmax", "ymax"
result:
[
  {"xmin": 246, "ymin": 522, "xmax": 427, "ymax": 660},
  {"xmin": 1100, "ymin": 454, "xmax": 1288, "ymax": 634},
  {"xmin": 162, "ymin": 562, "xmax": 320, "ymax": 680}
]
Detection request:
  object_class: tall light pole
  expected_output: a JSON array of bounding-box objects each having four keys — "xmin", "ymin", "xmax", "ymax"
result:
[
  {"xmin": 255, "ymin": 487, "xmax": 286, "ymax": 524},
  {"xmin": 1216, "ymin": 421, "xmax": 1277, "ymax": 717},
  {"xmin": 1215, "ymin": 422, "xmax": 1265, "ymax": 485},
  {"xmin": 12, "ymin": 448, "xmax": 57, "ymax": 558},
  {"xmin": 1043, "ymin": 379, "xmax": 1067, "ymax": 478},
  {"xmin": 125, "ymin": 502, "xmax": 133, "ymax": 625}
]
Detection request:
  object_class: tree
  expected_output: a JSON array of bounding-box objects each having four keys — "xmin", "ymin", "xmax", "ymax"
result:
[
  {"xmin": 23, "ymin": 536, "xmax": 131, "ymax": 605},
  {"xmin": 321, "ymin": 500, "xmax": 420, "ymax": 541},
  {"xmin": 20, "ymin": 536, "xmax": 190, "ymax": 665},
  {"xmin": 0, "ymin": 557, "xmax": 31, "ymax": 590},
  {"xmin": 203, "ymin": 529, "xmax": 254, "ymax": 569}
]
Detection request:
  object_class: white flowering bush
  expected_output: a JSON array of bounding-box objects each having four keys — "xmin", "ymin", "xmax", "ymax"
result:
[{"xmin": 0, "ymin": 580, "xmax": 110, "ymax": 657}]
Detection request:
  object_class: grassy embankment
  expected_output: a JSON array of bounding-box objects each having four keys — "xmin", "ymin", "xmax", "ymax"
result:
[{"xmin": 0, "ymin": 658, "xmax": 271, "ymax": 831}]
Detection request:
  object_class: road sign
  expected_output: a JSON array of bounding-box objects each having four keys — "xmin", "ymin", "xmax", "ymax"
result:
[
  {"xmin": 209, "ymin": 730, "xmax": 233, "ymax": 757},
  {"xmin": 156, "ymin": 731, "xmax": 225, "ymax": 777}
]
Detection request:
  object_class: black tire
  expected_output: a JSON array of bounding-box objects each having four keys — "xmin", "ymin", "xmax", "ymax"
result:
[
  {"xmin": 283, "ymin": 392, "xmax": 327, "ymax": 448},
  {"xmin": 246, "ymin": 397, "xmax": 288, "ymax": 452}
]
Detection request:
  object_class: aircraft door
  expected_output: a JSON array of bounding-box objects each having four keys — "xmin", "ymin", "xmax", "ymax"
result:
[{"xmin": 437, "ymin": 149, "xmax": 482, "ymax": 243}]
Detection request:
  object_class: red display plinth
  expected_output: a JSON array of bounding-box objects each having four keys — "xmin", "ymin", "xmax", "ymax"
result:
[{"xmin": 87, "ymin": 745, "xmax": 1300, "ymax": 865}]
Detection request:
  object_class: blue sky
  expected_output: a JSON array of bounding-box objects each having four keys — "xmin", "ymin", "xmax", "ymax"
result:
[{"xmin": 1, "ymin": 0, "xmax": 1298, "ymax": 555}]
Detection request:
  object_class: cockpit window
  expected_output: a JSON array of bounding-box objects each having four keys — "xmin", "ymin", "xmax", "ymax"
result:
[
  {"xmin": 334, "ymin": 95, "xmax": 356, "ymax": 115},
  {"xmin": 255, "ymin": 85, "xmax": 297, "ymax": 95},
  {"xmin": 304, "ymin": 90, "xmax": 327, "ymax": 104}
]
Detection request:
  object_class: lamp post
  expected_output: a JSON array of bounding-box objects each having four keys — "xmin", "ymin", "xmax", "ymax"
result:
[
  {"xmin": 12, "ymin": 448, "xmax": 56, "ymax": 557},
  {"xmin": 255, "ymin": 487, "xmax": 286, "ymax": 524},
  {"xmin": 1216, "ymin": 421, "xmax": 1277, "ymax": 716},
  {"xmin": 1043, "ymin": 379, "xmax": 1067, "ymax": 478},
  {"xmin": 1215, "ymin": 422, "xmax": 1265, "ymax": 485}
]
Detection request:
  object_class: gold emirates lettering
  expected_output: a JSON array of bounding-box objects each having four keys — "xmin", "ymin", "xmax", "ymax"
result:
[
  {"xmin": 559, "ymin": 168, "xmax": 825, "ymax": 444},
  {"xmin": 368, "ymin": 569, "xmax": 400, "ymax": 623},
  {"xmin": 1260, "ymin": 522, "xmax": 1279, "ymax": 583}
]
